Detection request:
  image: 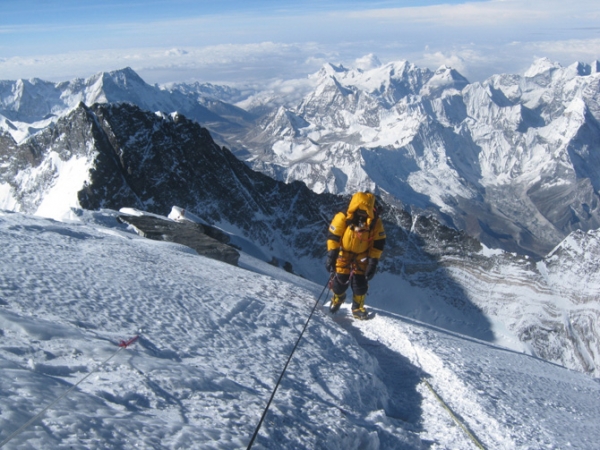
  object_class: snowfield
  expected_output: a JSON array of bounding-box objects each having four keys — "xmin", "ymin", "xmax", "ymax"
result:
[{"xmin": 1, "ymin": 209, "xmax": 599, "ymax": 449}]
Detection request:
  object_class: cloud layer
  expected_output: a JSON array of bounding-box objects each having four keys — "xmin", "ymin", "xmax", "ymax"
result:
[{"xmin": 1, "ymin": 0, "xmax": 599, "ymax": 86}]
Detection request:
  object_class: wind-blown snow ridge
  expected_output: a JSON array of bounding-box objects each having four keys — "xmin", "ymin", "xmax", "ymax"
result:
[{"xmin": 0, "ymin": 209, "xmax": 599, "ymax": 449}]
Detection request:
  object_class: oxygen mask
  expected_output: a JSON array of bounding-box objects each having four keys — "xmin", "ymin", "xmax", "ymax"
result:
[{"xmin": 354, "ymin": 210, "xmax": 368, "ymax": 230}]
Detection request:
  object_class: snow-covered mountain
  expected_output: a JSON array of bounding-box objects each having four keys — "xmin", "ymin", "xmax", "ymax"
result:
[
  {"xmin": 1, "ymin": 209, "xmax": 599, "ymax": 449},
  {"xmin": 1, "ymin": 99, "xmax": 599, "ymax": 379},
  {"xmin": 0, "ymin": 101, "xmax": 340, "ymax": 281},
  {"xmin": 236, "ymin": 58, "xmax": 600, "ymax": 258},
  {"xmin": 0, "ymin": 68, "xmax": 252, "ymax": 146},
  {"xmin": 3, "ymin": 60, "xmax": 600, "ymax": 259}
]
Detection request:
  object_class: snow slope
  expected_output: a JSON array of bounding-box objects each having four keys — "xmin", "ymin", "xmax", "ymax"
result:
[{"xmin": 0, "ymin": 209, "xmax": 599, "ymax": 449}]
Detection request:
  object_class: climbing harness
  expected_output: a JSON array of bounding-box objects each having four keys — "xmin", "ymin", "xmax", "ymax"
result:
[
  {"xmin": 330, "ymin": 255, "xmax": 368, "ymax": 286},
  {"xmin": 0, "ymin": 335, "xmax": 139, "ymax": 449},
  {"xmin": 246, "ymin": 278, "xmax": 331, "ymax": 450}
]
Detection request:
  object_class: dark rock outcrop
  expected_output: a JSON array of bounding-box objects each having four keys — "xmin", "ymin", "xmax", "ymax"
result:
[{"xmin": 117, "ymin": 214, "xmax": 240, "ymax": 266}]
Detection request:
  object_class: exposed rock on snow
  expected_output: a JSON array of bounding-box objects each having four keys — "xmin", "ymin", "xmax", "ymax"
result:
[{"xmin": 116, "ymin": 213, "xmax": 240, "ymax": 266}]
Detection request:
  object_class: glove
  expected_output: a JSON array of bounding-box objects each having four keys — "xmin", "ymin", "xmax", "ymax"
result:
[
  {"xmin": 365, "ymin": 258, "xmax": 378, "ymax": 281},
  {"xmin": 325, "ymin": 249, "xmax": 339, "ymax": 273}
]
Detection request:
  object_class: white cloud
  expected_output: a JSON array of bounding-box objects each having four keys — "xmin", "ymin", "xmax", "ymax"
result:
[
  {"xmin": 354, "ymin": 54, "xmax": 382, "ymax": 71},
  {"xmin": 526, "ymin": 38, "xmax": 600, "ymax": 61},
  {"xmin": 413, "ymin": 37, "xmax": 600, "ymax": 83},
  {"xmin": 343, "ymin": 0, "xmax": 600, "ymax": 27},
  {"xmin": 0, "ymin": 42, "xmax": 336, "ymax": 85},
  {"xmin": 1, "ymin": 1, "xmax": 599, "ymax": 86}
]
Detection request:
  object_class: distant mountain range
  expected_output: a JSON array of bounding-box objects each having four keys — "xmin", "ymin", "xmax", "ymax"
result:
[
  {"xmin": 3, "ymin": 59, "xmax": 600, "ymax": 258},
  {"xmin": 1, "ymin": 62, "xmax": 599, "ymax": 377},
  {"xmin": 233, "ymin": 58, "xmax": 600, "ymax": 259}
]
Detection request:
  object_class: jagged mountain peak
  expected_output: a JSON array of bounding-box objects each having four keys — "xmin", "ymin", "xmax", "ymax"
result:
[
  {"xmin": 568, "ymin": 61, "xmax": 594, "ymax": 77},
  {"xmin": 524, "ymin": 58, "xmax": 600, "ymax": 84},
  {"xmin": 81, "ymin": 67, "xmax": 163, "ymax": 106},
  {"xmin": 0, "ymin": 67, "xmax": 156, "ymax": 125},
  {"xmin": 236, "ymin": 58, "xmax": 600, "ymax": 258},
  {"xmin": 421, "ymin": 64, "xmax": 469, "ymax": 96},
  {"xmin": 98, "ymin": 67, "xmax": 150, "ymax": 94},
  {"xmin": 358, "ymin": 60, "xmax": 425, "ymax": 93},
  {"xmin": 314, "ymin": 59, "xmax": 432, "ymax": 95},
  {"xmin": 0, "ymin": 67, "xmax": 245, "ymax": 146},
  {"xmin": 83, "ymin": 66, "xmax": 146, "ymax": 86},
  {"xmin": 312, "ymin": 62, "xmax": 349, "ymax": 79},
  {"xmin": 107, "ymin": 66, "xmax": 144, "ymax": 81},
  {"xmin": 300, "ymin": 59, "xmax": 437, "ymax": 111},
  {"xmin": 524, "ymin": 57, "xmax": 562, "ymax": 78},
  {"xmin": 0, "ymin": 77, "xmax": 65, "ymax": 122}
]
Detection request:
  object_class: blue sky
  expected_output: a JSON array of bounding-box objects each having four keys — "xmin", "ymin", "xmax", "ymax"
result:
[{"xmin": 1, "ymin": 0, "xmax": 599, "ymax": 86}]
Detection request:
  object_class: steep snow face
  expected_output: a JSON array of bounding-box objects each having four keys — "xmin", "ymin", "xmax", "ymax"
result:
[
  {"xmin": 0, "ymin": 182, "xmax": 18, "ymax": 210},
  {"xmin": 0, "ymin": 210, "xmax": 403, "ymax": 449},
  {"xmin": 16, "ymin": 151, "xmax": 92, "ymax": 221},
  {"xmin": 0, "ymin": 105, "xmax": 99, "ymax": 221},
  {"xmin": 539, "ymin": 228, "xmax": 600, "ymax": 302},
  {"xmin": 1, "ymin": 210, "xmax": 599, "ymax": 449}
]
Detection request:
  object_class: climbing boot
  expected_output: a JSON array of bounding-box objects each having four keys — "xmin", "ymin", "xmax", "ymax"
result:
[
  {"xmin": 329, "ymin": 292, "xmax": 346, "ymax": 314},
  {"xmin": 351, "ymin": 294, "xmax": 368, "ymax": 320}
]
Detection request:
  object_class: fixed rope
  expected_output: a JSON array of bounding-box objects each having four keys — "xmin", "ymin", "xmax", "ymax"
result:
[
  {"xmin": 0, "ymin": 335, "xmax": 139, "ymax": 449},
  {"xmin": 246, "ymin": 278, "xmax": 331, "ymax": 450},
  {"xmin": 421, "ymin": 378, "xmax": 487, "ymax": 450},
  {"xmin": 409, "ymin": 338, "xmax": 487, "ymax": 450}
]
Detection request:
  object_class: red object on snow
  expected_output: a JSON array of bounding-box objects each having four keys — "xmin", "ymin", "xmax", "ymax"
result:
[{"xmin": 119, "ymin": 335, "xmax": 140, "ymax": 348}]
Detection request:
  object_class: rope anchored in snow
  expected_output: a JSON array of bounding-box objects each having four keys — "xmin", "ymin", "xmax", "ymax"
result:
[
  {"xmin": 421, "ymin": 378, "xmax": 487, "ymax": 450},
  {"xmin": 246, "ymin": 279, "xmax": 331, "ymax": 450},
  {"xmin": 409, "ymin": 339, "xmax": 487, "ymax": 450},
  {"xmin": 0, "ymin": 334, "xmax": 140, "ymax": 449}
]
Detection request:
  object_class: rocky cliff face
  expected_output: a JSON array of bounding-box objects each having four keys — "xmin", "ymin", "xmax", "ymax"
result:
[{"xmin": 0, "ymin": 102, "xmax": 343, "ymax": 276}]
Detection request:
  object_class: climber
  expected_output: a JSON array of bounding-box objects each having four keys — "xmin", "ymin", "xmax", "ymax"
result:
[{"xmin": 325, "ymin": 192, "xmax": 386, "ymax": 320}]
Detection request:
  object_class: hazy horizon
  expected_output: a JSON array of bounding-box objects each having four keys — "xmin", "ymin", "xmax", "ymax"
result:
[{"xmin": 1, "ymin": 0, "xmax": 599, "ymax": 86}]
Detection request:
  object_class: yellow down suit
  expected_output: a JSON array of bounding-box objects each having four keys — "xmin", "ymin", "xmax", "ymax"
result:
[{"xmin": 326, "ymin": 192, "xmax": 386, "ymax": 299}]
